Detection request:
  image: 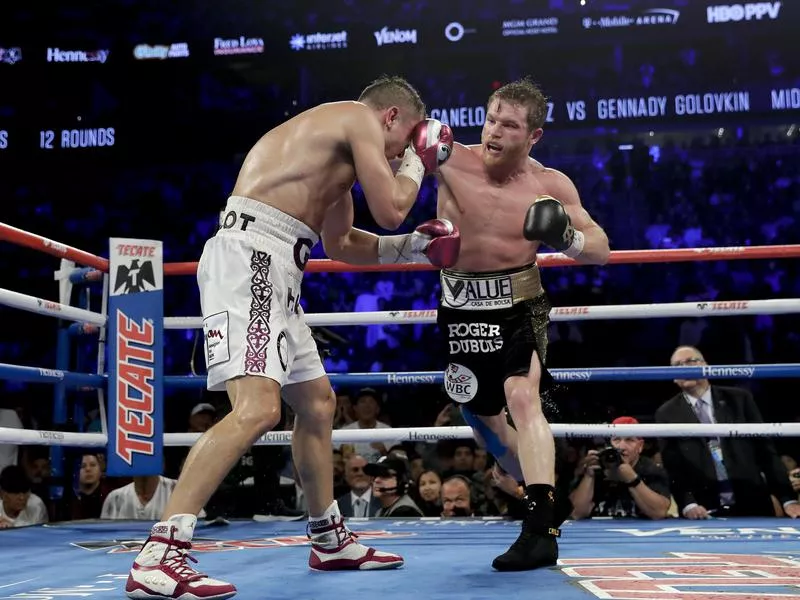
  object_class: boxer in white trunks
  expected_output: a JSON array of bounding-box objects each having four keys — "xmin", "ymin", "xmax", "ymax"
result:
[{"xmin": 125, "ymin": 75, "xmax": 459, "ymax": 600}]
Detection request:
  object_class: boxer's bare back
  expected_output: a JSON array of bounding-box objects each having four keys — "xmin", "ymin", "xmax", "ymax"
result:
[{"xmin": 232, "ymin": 101, "xmax": 420, "ymax": 233}]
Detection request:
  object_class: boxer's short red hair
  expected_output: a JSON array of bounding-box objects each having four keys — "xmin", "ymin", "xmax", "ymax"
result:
[{"xmin": 488, "ymin": 77, "xmax": 548, "ymax": 132}]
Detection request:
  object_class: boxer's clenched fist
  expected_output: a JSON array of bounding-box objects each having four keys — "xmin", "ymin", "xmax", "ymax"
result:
[
  {"xmin": 410, "ymin": 119, "xmax": 454, "ymax": 174},
  {"xmin": 378, "ymin": 218, "xmax": 460, "ymax": 268}
]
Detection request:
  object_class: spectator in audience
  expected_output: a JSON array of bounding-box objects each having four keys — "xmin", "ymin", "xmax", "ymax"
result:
[
  {"xmin": 788, "ymin": 457, "xmax": 800, "ymax": 502},
  {"xmin": 336, "ymin": 388, "xmax": 398, "ymax": 463},
  {"xmin": 441, "ymin": 475, "xmax": 474, "ymax": 517},
  {"xmin": 337, "ymin": 454, "xmax": 380, "ymax": 518},
  {"xmin": 22, "ymin": 448, "xmax": 52, "ymax": 508},
  {"xmin": 332, "ymin": 449, "xmax": 348, "ymax": 499},
  {"xmin": 413, "ymin": 469, "xmax": 443, "ymax": 517},
  {"xmin": 333, "ymin": 392, "xmax": 355, "ymax": 428},
  {"xmin": 570, "ymin": 417, "xmax": 672, "ymax": 520},
  {"xmin": 0, "ymin": 465, "xmax": 48, "ymax": 528},
  {"xmin": 66, "ymin": 453, "xmax": 112, "ymax": 520},
  {"xmin": 443, "ymin": 441, "xmax": 477, "ymax": 480},
  {"xmin": 188, "ymin": 403, "xmax": 217, "ymax": 433},
  {"xmin": 364, "ymin": 452, "xmax": 423, "ymax": 517},
  {"xmin": 656, "ymin": 346, "xmax": 800, "ymax": 519}
]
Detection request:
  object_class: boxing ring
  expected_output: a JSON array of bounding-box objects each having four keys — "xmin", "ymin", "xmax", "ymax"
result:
[{"xmin": 2, "ymin": 221, "xmax": 800, "ymax": 600}]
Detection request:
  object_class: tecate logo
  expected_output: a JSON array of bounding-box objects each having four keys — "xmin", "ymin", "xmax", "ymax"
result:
[
  {"xmin": 374, "ymin": 27, "xmax": 418, "ymax": 46},
  {"xmin": 707, "ymin": 2, "xmax": 781, "ymax": 23},
  {"xmin": 115, "ymin": 312, "xmax": 156, "ymax": 464}
]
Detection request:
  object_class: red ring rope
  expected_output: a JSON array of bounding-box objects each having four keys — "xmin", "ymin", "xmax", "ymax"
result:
[{"xmin": 3, "ymin": 222, "xmax": 800, "ymax": 276}]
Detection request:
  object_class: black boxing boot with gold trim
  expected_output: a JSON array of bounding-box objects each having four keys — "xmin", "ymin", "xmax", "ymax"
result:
[{"xmin": 492, "ymin": 484, "xmax": 559, "ymax": 572}]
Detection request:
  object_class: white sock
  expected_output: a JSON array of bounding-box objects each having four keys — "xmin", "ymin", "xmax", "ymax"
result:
[{"xmin": 308, "ymin": 501, "xmax": 340, "ymax": 531}]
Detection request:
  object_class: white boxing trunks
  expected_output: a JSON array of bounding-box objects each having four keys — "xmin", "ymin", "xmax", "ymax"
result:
[{"xmin": 197, "ymin": 196, "xmax": 324, "ymax": 391}]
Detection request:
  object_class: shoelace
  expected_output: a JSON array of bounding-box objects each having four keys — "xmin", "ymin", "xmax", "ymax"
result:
[
  {"xmin": 158, "ymin": 528, "xmax": 206, "ymax": 582},
  {"xmin": 307, "ymin": 517, "xmax": 359, "ymax": 547}
]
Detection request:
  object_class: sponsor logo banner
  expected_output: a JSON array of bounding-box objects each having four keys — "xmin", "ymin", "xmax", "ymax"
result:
[
  {"xmin": 107, "ymin": 237, "xmax": 163, "ymax": 477},
  {"xmin": 707, "ymin": 2, "xmax": 782, "ymax": 23},
  {"xmin": 0, "ymin": 47, "xmax": 22, "ymax": 64},
  {"xmin": 374, "ymin": 27, "xmax": 418, "ymax": 46},
  {"xmin": 72, "ymin": 531, "xmax": 412, "ymax": 553},
  {"xmin": 560, "ymin": 552, "xmax": 800, "ymax": 599},
  {"xmin": 134, "ymin": 43, "xmax": 190, "ymax": 60},
  {"xmin": 290, "ymin": 31, "xmax": 348, "ymax": 51},
  {"xmin": 47, "ymin": 48, "xmax": 110, "ymax": 63},
  {"xmin": 502, "ymin": 17, "xmax": 559, "ymax": 36},
  {"xmin": 581, "ymin": 8, "xmax": 680, "ymax": 30},
  {"xmin": 213, "ymin": 36, "xmax": 264, "ymax": 56}
]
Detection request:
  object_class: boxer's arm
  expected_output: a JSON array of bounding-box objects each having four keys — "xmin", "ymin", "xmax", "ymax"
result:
[
  {"xmin": 321, "ymin": 191, "xmax": 381, "ymax": 265},
  {"xmin": 545, "ymin": 170, "xmax": 610, "ymax": 265},
  {"xmin": 346, "ymin": 108, "xmax": 421, "ymax": 231}
]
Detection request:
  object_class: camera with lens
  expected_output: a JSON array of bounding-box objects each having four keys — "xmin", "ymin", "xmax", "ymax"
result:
[{"xmin": 597, "ymin": 446, "xmax": 623, "ymax": 469}]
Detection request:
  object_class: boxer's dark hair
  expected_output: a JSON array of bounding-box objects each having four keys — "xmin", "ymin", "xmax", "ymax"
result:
[
  {"xmin": 488, "ymin": 77, "xmax": 548, "ymax": 131},
  {"xmin": 359, "ymin": 75, "xmax": 425, "ymax": 118}
]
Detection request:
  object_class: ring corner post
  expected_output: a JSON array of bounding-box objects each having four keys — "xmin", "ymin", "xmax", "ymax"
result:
[{"xmin": 105, "ymin": 237, "xmax": 164, "ymax": 477}]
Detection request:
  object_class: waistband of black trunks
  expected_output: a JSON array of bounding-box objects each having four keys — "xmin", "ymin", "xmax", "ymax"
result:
[{"xmin": 440, "ymin": 263, "xmax": 544, "ymax": 311}]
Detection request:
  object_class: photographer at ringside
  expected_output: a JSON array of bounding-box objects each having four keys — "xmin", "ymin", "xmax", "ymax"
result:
[{"xmin": 570, "ymin": 417, "xmax": 671, "ymax": 520}]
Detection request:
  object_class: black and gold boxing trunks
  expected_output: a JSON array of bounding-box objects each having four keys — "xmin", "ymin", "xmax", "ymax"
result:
[{"xmin": 437, "ymin": 263, "xmax": 553, "ymax": 416}]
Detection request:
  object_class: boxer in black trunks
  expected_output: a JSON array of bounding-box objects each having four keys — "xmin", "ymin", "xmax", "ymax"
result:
[{"xmin": 436, "ymin": 78, "xmax": 610, "ymax": 571}]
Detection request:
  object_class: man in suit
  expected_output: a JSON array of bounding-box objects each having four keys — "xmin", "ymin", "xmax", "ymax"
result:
[
  {"xmin": 337, "ymin": 454, "xmax": 381, "ymax": 518},
  {"xmin": 655, "ymin": 346, "xmax": 800, "ymax": 519}
]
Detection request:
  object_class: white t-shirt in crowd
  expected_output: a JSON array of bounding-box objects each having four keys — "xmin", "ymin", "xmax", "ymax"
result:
[
  {"xmin": 101, "ymin": 477, "xmax": 206, "ymax": 520},
  {"xmin": 337, "ymin": 421, "xmax": 400, "ymax": 463},
  {"xmin": 0, "ymin": 493, "xmax": 49, "ymax": 527},
  {"xmin": 101, "ymin": 477, "xmax": 177, "ymax": 521}
]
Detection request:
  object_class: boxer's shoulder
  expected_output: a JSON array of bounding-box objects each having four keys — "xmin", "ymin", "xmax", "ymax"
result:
[
  {"xmin": 528, "ymin": 160, "xmax": 578, "ymax": 196},
  {"xmin": 440, "ymin": 143, "xmax": 481, "ymax": 172}
]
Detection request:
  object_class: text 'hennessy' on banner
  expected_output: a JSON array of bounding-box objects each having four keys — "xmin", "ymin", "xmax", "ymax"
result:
[{"xmin": 107, "ymin": 238, "xmax": 164, "ymax": 476}]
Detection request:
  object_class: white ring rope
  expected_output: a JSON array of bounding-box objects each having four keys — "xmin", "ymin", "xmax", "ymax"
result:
[
  {"xmin": 165, "ymin": 298, "xmax": 800, "ymax": 329},
  {"xmin": 1, "ymin": 286, "xmax": 798, "ymax": 328},
  {"xmin": 0, "ymin": 287, "xmax": 106, "ymax": 326},
  {"xmin": 3, "ymin": 422, "xmax": 800, "ymax": 448}
]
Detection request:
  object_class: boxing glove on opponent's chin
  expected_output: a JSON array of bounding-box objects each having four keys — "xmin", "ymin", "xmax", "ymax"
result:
[
  {"xmin": 378, "ymin": 219, "xmax": 460, "ymax": 268},
  {"xmin": 523, "ymin": 195, "xmax": 584, "ymax": 258},
  {"xmin": 396, "ymin": 119, "xmax": 455, "ymax": 188}
]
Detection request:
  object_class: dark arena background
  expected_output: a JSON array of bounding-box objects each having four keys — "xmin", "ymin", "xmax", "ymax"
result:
[{"xmin": 1, "ymin": 1, "xmax": 800, "ymax": 599}]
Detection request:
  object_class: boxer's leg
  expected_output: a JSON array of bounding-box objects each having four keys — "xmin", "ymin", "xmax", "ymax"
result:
[
  {"xmin": 282, "ymin": 375, "xmax": 336, "ymax": 517},
  {"xmin": 161, "ymin": 376, "xmax": 282, "ymax": 518},
  {"xmin": 492, "ymin": 349, "xmax": 558, "ymax": 572},
  {"xmin": 462, "ymin": 407, "xmax": 524, "ymax": 481},
  {"xmin": 504, "ymin": 350, "xmax": 555, "ymax": 487},
  {"xmin": 282, "ymin": 374, "xmax": 404, "ymax": 570},
  {"xmin": 126, "ymin": 376, "xmax": 278, "ymax": 598}
]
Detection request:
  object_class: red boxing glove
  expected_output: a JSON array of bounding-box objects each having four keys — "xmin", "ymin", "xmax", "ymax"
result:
[
  {"xmin": 416, "ymin": 218, "xmax": 460, "ymax": 268},
  {"xmin": 410, "ymin": 119, "xmax": 455, "ymax": 174},
  {"xmin": 377, "ymin": 218, "xmax": 461, "ymax": 268}
]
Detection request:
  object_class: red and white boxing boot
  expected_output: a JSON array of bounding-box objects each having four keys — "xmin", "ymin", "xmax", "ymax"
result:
[
  {"xmin": 307, "ymin": 502, "xmax": 404, "ymax": 571},
  {"xmin": 126, "ymin": 514, "xmax": 237, "ymax": 600}
]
